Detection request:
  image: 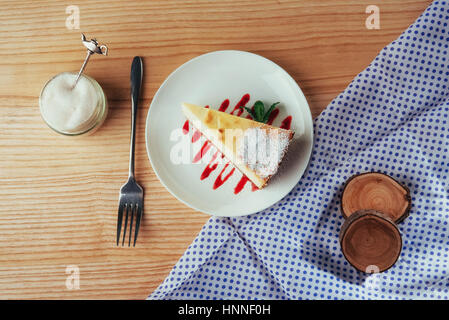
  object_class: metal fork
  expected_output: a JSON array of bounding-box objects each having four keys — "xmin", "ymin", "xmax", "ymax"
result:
[{"xmin": 117, "ymin": 56, "xmax": 144, "ymax": 247}]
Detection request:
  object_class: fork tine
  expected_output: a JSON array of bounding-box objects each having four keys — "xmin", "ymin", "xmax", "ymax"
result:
[
  {"xmin": 116, "ymin": 203, "xmax": 124, "ymax": 246},
  {"xmin": 122, "ymin": 203, "xmax": 130, "ymax": 246},
  {"xmin": 133, "ymin": 204, "xmax": 142, "ymax": 247},
  {"xmin": 128, "ymin": 204, "xmax": 135, "ymax": 247}
]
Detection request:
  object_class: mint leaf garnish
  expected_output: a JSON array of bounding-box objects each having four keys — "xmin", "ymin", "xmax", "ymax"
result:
[
  {"xmin": 263, "ymin": 102, "xmax": 280, "ymax": 123},
  {"xmin": 240, "ymin": 100, "xmax": 280, "ymax": 123},
  {"xmin": 242, "ymin": 106, "xmax": 256, "ymax": 119}
]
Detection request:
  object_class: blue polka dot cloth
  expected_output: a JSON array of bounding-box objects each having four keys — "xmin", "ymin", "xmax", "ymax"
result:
[{"xmin": 149, "ymin": 0, "xmax": 449, "ymax": 300}]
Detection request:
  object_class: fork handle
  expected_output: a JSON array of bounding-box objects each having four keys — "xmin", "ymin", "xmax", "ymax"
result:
[{"xmin": 129, "ymin": 56, "xmax": 143, "ymax": 178}]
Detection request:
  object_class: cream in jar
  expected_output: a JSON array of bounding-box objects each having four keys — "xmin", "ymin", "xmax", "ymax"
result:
[{"xmin": 39, "ymin": 72, "xmax": 107, "ymax": 135}]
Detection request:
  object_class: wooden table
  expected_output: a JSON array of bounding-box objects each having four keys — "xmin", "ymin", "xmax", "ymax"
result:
[{"xmin": 0, "ymin": 0, "xmax": 431, "ymax": 299}]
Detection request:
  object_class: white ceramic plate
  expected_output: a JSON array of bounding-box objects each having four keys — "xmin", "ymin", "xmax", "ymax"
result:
[{"xmin": 145, "ymin": 50, "xmax": 313, "ymax": 216}]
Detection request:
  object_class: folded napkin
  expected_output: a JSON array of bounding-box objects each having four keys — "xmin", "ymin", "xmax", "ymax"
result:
[{"xmin": 149, "ymin": 0, "xmax": 449, "ymax": 300}]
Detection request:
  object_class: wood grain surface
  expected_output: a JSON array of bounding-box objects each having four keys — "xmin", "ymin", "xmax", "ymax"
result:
[{"xmin": 0, "ymin": 0, "xmax": 431, "ymax": 299}]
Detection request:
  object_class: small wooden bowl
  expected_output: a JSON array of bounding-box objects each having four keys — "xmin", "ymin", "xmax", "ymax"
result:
[
  {"xmin": 339, "ymin": 209, "xmax": 402, "ymax": 273},
  {"xmin": 341, "ymin": 172, "xmax": 411, "ymax": 223}
]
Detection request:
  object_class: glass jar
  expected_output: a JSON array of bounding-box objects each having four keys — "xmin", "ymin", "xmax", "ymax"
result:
[{"xmin": 39, "ymin": 72, "xmax": 108, "ymax": 136}]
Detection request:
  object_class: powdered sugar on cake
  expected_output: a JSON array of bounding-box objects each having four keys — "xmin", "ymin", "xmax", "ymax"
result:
[{"xmin": 237, "ymin": 127, "xmax": 291, "ymax": 179}]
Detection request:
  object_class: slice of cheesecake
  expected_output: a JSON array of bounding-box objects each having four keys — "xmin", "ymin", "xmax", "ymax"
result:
[{"xmin": 182, "ymin": 102, "xmax": 294, "ymax": 189}]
